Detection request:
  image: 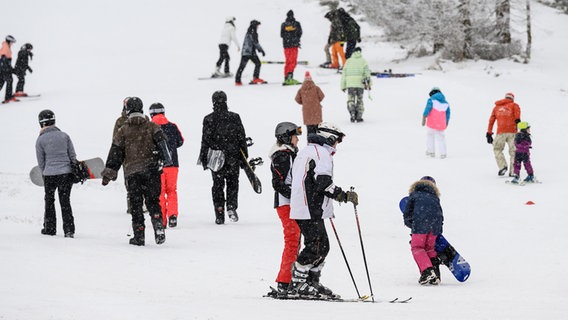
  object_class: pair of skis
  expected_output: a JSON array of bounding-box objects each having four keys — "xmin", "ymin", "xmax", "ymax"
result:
[{"xmin": 264, "ymin": 286, "xmax": 411, "ymax": 303}]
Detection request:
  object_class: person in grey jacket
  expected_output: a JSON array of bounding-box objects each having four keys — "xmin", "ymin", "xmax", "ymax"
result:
[
  {"xmin": 35, "ymin": 109, "xmax": 77, "ymax": 238},
  {"xmin": 235, "ymin": 20, "xmax": 266, "ymax": 85}
]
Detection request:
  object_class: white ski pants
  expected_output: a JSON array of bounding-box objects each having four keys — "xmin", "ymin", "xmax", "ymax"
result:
[{"xmin": 426, "ymin": 127, "xmax": 446, "ymax": 157}]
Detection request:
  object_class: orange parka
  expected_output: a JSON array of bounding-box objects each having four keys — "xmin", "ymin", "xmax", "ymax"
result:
[{"xmin": 487, "ymin": 98, "xmax": 521, "ymax": 134}]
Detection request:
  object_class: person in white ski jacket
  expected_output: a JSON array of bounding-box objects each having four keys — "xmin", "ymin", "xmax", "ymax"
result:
[
  {"xmin": 287, "ymin": 122, "xmax": 358, "ymax": 299},
  {"xmin": 214, "ymin": 16, "xmax": 240, "ymax": 77}
]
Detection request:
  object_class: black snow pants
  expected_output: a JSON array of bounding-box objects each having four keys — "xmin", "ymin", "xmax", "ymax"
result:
[
  {"xmin": 43, "ymin": 173, "xmax": 75, "ymax": 235},
  {"xmin": 126, "ymin": 169, "xmax": 163, "ymax": 231},
  {"xmin": 211, "ymin": 161, "xmax": 240, "ymax": 211}
]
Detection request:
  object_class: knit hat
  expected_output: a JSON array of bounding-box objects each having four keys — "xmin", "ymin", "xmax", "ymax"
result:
[
  {"xmin": 304, "ymin": 71, "xmax": 311, "ymax": 80},
  {"xmin": 429, "ymin": 87, "xmax": 441, "ymax": 97},
  {"xmin": 505, "ymin": 92, "xmax": 515, "ymax": 100},
  {"xmin": 420, "ymin": 176, "xmax": 436, "ymax": 184}
]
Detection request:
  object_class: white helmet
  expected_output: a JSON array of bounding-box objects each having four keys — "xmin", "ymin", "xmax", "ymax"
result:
[{"xmin": 317, "ymin": 122, "xmax": 345, "ymax": 145}]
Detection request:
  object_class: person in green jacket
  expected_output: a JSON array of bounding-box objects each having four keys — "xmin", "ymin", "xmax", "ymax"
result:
[{"xmin": 340, "ymin": 47, "xmax": 371, "ymax": 122}]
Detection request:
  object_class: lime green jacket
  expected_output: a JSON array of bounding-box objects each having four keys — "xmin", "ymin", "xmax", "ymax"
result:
[{"xmin": 340, "ymin": 51, "xmax": 371, "ymax": 90}]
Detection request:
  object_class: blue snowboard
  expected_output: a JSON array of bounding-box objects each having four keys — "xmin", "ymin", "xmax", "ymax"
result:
[{"xmin": 399, "ymin": 196, "xmax": 471, "ymax": 282}]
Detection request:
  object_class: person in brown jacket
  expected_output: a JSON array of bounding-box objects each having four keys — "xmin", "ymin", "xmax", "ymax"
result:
[
  {"xmin": 486, "ymin": 92, "xmax": 521, "ymax": 176},
  {"xmin": 102, "ymin": 97, "xmax": 173, "ymax": 246},
  {"xmin": 294, "ymin": 71, "xmax": 325, "ymax": 134}
]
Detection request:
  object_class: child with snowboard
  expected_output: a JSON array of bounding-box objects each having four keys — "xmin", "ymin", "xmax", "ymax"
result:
[
  {"xmin": 267, "ymin": 122, "xmax": 302, "ymax": 297},
  {"xmin": 510, "ymin": 122, "xmax": 536, "ymax": 184},
  {"xmin": 403, "ymin": 176, "xmax": 444, "ymax": 285}
]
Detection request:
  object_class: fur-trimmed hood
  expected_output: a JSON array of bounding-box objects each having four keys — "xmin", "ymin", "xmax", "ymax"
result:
[{"xmin": 408, "ymin": 180, "xmax": 440, "ymax": 197}]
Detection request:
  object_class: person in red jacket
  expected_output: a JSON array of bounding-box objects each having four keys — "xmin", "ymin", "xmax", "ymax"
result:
[
  {"xmin": 149, "ymin": 103, "xmax": 184, "ymax": 228},
  {"xmin": 486, "ymin": 92, "xmax": 521, "ymax": 176}
]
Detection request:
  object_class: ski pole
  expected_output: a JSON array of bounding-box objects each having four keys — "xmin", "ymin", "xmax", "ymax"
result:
[
  {"xmin": 351, "ymin": 187, "xmax": 375, "ymax": 302},
  {"xmin": 329, "ymin": 218, "xmax": 362, "ymax": 299}
]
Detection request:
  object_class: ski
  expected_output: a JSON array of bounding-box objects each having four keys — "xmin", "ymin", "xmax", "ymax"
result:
[
  {"xmin": 389, "ymin": 297, "xmax": 413, "ymax": 303},
  {"xmin": 264, "ymin": 287, "xmax": 410, "ymax": 303},
  {"xmin": 198, "ymin": 75, "xmax": 233, "ymax": 80},
  {"xmin": 262, "ymin": 60, "xmax": 308, "ymax": 65},
  {"xmin": 17, "ymin": 94, "xmax": 41, "ymax": 98},
  {"xmin": 505, "ymin": 179, "xmax": 542, "ymax": 186}
]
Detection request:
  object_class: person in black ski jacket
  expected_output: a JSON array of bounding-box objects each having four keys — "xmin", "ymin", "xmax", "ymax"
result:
[
  {"xmin": 280, "ymin": 10, "xmax": 302, "ymax": 85},
  {"xmin": 235, "ymin": 20, "xmax": 266, "ymax": 85},
  {"xmin": 199, "ymin": 91, "xmax": 248, "ymax": 224},
  {"xmin": 14, "ymin": 43, "xmax": 33, "ymax": 96},
  {"xmin": 337, "ymin": 8, "xmax": 361, "ymax": 59}
]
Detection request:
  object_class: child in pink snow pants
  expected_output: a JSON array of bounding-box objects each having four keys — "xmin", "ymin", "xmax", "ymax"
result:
[{"xmin": 403, "ymin": 176, "xmax": 444, "ymax": 285}]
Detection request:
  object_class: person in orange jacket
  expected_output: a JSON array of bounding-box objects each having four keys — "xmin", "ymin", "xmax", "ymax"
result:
[
  {"xmin": 486, "ymin": 92, "xmax": 521, "ymax": 176},
  {"xmin": 149, "ymin": 103, "xmax": 184, "ymax": 228},
  {"xmin": 0, "ymin": 35, "xmax": 17, "ymax": 103}
]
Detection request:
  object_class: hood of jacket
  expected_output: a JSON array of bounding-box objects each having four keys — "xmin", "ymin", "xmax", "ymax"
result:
[{"xmin": 408, "ymin": 180, "xmax": 440, "ymax": 197}]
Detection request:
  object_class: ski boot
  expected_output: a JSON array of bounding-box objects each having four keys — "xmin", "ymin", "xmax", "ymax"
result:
[
  {"xmin": 308, "ymin": 264, "xmax": 340, "ymax": 299},
  {"xmin": 523, "ymin": 175, "xmax": 535, "ymax": 183},
  {"xmin": 287, "ymin": 263, "xmax": 322, "ymax": 299},
  {"xmin": 151, "ymin": 216, "xmax": 166, "ymax": 245},
  {"xmin": 430, "ymin": 257, "xmax": 441, "ymax": 283},
  {"xmin": 227, "ymin": 207, "xmax": 239, "ymax": 222},
  {"xmin": 129, "ymin": 224, "xmax": 145, "ymax": 246},
  {"xmin": 498, "ymin": 167, "xmax": 508, "ymax": 176},
  {"xmin": 215, "ymin": 206, "xmax": 225, "ymax": 225},
  {"xmin": 250, "ymin": 77, "xmax": 267, "ymax": 85},
  {"xmin": 168, "ymin": 215, "xmax": 177, "ymax": 228},
  {"xmin": 418, "ymin": 267, "xmax": 439, "ymax": 285},
  {"xmin": 41, "ymin": 228, "xmax": 56, "ymax": 236},
  {"xmin": 510, "ymin": 175, "xmax": 520, "ymax": 184}
]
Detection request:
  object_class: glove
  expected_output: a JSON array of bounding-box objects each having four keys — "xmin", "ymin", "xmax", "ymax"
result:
[
  {"xmin": 486, "ymin": 132, "xmax": 493, "ymax": 144},
  {"xmin": 202, "ymin": 164, "xmax": 208, "ymax": 171},
  {"xmin": 28, "ymin": 67, "xmax": 33, "ymax": 73},
  {"xmin": 421, "ymin": 117, "xmax": 426, "ymax": 126},
  {"xmin": 259, "ymin": 50, "xmax": 266, "ymax": 57},
  {"xmin": 357, "ymin": 37, "xmax": 361, "ymax": 43},
  {"xmin": 337, "ymin": 191, "xmax": 358, "ymax": 206},
  {"xmin": 102, "ymin": 176, "xmax": 111, "ymax": 186}
]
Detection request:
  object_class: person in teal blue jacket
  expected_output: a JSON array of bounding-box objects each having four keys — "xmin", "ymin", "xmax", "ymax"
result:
[{"xmin": 421, "ymin": 87, "xmax": 451, "ymax": 159}]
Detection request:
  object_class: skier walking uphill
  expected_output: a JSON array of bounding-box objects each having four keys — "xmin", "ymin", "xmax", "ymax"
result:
[
  {"xmin": 36, "ymin": 109, "xmax": 77, "ymax": 238},
  {"xmin": 295, "ymin": 71, "xmax": 325, "ymax": 134},
  {"xmin": 510, "ymin": 121, "xmax": 536, "ymax": 184},
  {"xmin": 403, "ymin": 176, "xmax": 444, "ymax": 285},
  {"xmin": 280, "ymin": 10, "xmax": 303, "ymax": 85},
  {"xmin": 269, "ymin": 122, "xmax": 302, "ymax": 296},
  {"xmin": 422, "ymin": 87, "xmax": 451, "ymax": 159},
  {"xmin": 235, "ymin": 20, "xmax": 266, "ymax": 85},
  {"xmin": 486, "ymin": 93, "xmax": 521, "ymax": 176},
  {"xmin": 336, "ymin": 8, "xmax": 361, "ymax": 59},
  {"xmin": 149, "ymin": 103, "xmax": 184, "ymax": 228},
  {"xmin": 288, "ymin": 122, "xmax": 358, "ymax": 299},
  {"xmin": 102, "ymin": 97, "xmax": 173, "ymax": 246},
  {"xmin": 214, "ymin": 16, "xmax": 240, "ymax": 77},
  {"xmin": 324, "ymin": 10, "xmax": 346, "ymax": 69},
  {"xmin": 199, "ymin": 91, "xmax": 248, "ymax": 224},
  {"xmin": 14, "ymin": 43, "xmax": 33, "ymax": 97},
  {"xmin": 340, "ymin": 47, "xmax": 371, "ymax": 122},
  {"xmin": 0, "ymin": 35, "xmax": 17, "ymax": 103}
]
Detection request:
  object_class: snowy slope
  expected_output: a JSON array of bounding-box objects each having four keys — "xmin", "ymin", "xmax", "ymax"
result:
[{"xmin": 1, "ymin": 0, "xmax": 568, "ymax": 319}]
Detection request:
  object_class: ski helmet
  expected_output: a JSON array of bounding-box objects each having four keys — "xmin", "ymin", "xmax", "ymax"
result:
[
  {"xmin": 275, "ymin": 122, "xmax": 302, "ymax": 145},
  {"xmin": 429, "ymin": 87, "xmax": 441, "ymax": 97},
  {"xmin": 517, "ymin": 121, "xmax": 530, "ymax": 130},
  {"xmin": 22, "ymin": 43, "xmax": 33, "ymax": 51},
  {"xmin": 420, "ymin": 176, "xmax": 436, "ymax": 184},
  {"xmin": 38, "ymin": 109, "xmax": 55, "ymax": 128},
  {"xmin": 212, "ymin": 90, "xmax": 227, "ymax": 104},
  {"xmin": 149, "ymin": 103, "xmax": 165, "ymax": 116},
  {"xmin": 125, "ymin": 97, "xmax": 143, "ymax": 115},
  {"xmin": 317, "ymin": 122, "xmax": 345, "ymax": 145},
  {"xmin": 5, "ymin": 35, "xmax": 16, "ymax": 43}
]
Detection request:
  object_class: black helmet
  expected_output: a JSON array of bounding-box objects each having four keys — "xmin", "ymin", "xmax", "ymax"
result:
[
  {"xmin": 317, "ymin": 122, "xmax": 345, "ymax": 145},
  {"xmin": 212, "ymin": 90, "xmax": 227, "ymax": 104},
  {"xmin": 22, "ymin": 43, "xmax": 33, "ymax": 51},
  {"xmin": 149, "ymin": 103, "xmax": 165, "ymax": 116},
  {"xmin": 125, "ymin": 97, "xmax": 143, "ymax": 115},
  {"xmin": 38, "ymin": 109, "xmax": 55, "ymax": 128},
  {"xmin": 275, "ymin": 122, "xmax": 302, "ymax": 145},
  {"xmin": 5, "ymin": 35, "xmax": 16, "ymax": 43}
]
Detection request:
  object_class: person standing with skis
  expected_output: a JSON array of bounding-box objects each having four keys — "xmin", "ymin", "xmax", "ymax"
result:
[
  {"xmin": 0, "ymin": 35, "xmax": 17, "ymax": 104},
  {"xmin": 287, "ymin": 122, "xmax": 358, "ymax": 299},
  {"xmin": 403, "ymin": 176, "xmax": 443, "ymax": 286},
  {"xmin": 35, "ymin": 109, "xmax": 77, "ymax": 238},
  {"xmin": 280, "ymin": 10, "xmax": 302, "ymax": 85},
  {"xmin": 102, "ymin": 97, "xmax": 173, "ymax": 246},
  {"xmin": 486, "ymin": 92, "xmax": 521, "ymax": 176},
  {"xmin": 214, "ymin": 16, "xmax": 240, "ymax": 78},
  {"xmin": 149, "ymin": 103, "xmax": 184, "ymax": 227},
  {"xmin": 510, "ymin": 122, "xmax": 536, "ymax": 184},
  {"xmin": 268, "ymin": 122, "xmax": 302, "ymax": 297},
  {"xmin": 340, "ymin": 47, "xmax": 371, "ymax": 122},
  {"xmin": 295, "ymin": 71, "xmax": 325, "ymax": 134},
  {"xmin": 14, "ymin": 43, "xmax": 33, "ymax": 97},
  {"xmin": 199, "ymin": 91, "xmax": 248, "ymax": 224},
  {"xmin": 235, "ymin": 20, "xmax": 266, "ymax": 85}
]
